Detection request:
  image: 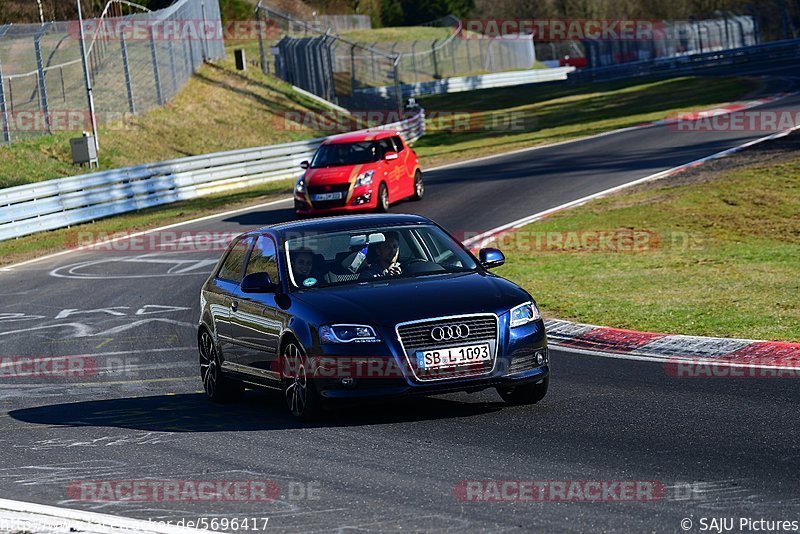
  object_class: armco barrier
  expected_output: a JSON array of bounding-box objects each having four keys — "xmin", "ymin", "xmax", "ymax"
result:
[
  {"xmin": 354, "ymin": 67, "xmax": 576, "ymax": 99},
  {"xmin": 0, "ymin": 110, "xmax": 425, "ymax": 242},
  {"xmin": 570, "ymin": 38, "xmax": 800, "ymax": 83}
]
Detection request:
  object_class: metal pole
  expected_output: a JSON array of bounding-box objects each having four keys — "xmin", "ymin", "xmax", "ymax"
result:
[
  {"xmin": 393, "ymin": 56, "xmax": 403, "ymax": 118},
  {"xmin": 149, "ymin": 25, "xmax": 164, "ymax": 106},
  {"xmin": 120, "ymin": 30, "xmax": 136, "ymax": 113},
  {"xmin": 257, "ymin": 8, "xmax": 268, "ymax": 74},
  {"xmin": 431, "ymin": 39, "xmax": 439, "ymax": 78},
  {"xmin": 167, "ymin": 39, "xmax": 178, "ymax": 96},
  {"xmin": 0, "ymin": 58, "xmax": 10, "ymax": 143},
  {"xmin": 34, "ymin": 24, "xmax": 51, "ymax": 133},
  {"xmin": 78, "ymin": 0, "xmax": 99, "ymax": 152},
  {"xmin": 200, "ymin": 0, "xmax": 208, "ymax": 61}
]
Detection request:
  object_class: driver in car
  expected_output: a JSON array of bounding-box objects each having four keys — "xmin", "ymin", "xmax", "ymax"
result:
[{"xmin": 363, "ymin": 231, "xmax": 402, "ymax": 278}]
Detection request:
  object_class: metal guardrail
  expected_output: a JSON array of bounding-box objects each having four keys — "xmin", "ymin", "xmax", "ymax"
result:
[
  {"xmin": 0, "ymin": 110, "xmax": 425, "ymax": 242},
  {"xmin": 570, "ymin": 38, "xmax": 800, "ymax": 83},
  {"xmin": 353, "ymin": 67, "xmax": 576, "ymax": 99}
]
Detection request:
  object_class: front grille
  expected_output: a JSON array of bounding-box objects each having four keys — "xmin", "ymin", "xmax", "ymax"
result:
[
  {"xmin": 308, "ymin": 184, "xmax": 350, "ymax": 209},
  {"xmin": 396, "ymin": 315, "xmax": 498, "ymax": 381}
]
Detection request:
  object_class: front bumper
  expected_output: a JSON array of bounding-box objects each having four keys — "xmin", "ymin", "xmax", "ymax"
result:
[{"xmin": 309, "ymin": 318, "xmax": 549, "ymax": 399}]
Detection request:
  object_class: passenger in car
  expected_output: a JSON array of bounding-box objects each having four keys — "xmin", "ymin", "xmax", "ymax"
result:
[{"xmin": 291, "ymin": 248, "xmax": 318, "ymax": 286}]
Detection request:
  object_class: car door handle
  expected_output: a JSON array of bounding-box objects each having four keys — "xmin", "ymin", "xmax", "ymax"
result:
[{"xmin": 231, "ymin": 300, "xmax": 238, "ymax": 312}]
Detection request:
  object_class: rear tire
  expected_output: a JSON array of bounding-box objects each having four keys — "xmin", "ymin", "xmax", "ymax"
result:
[
  {"xmin": 199, "ymin": 329, "xmax": 243, "ymax": 403},
  {"xmin": 376, "ymin": 183, "xmax": 390, "ymax": 213},
  {"xmin": 497, "ymin": 377, "xmax": 549, "ymax": 406},
  {"xmin": 412, "ymin": 170, "xmax": 424, "ymax": 201}
]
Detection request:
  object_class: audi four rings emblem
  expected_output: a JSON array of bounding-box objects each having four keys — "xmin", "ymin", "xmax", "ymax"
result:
[{"xmin": 431, "ymin": 324, "xmax": 470, "ymax": 341}]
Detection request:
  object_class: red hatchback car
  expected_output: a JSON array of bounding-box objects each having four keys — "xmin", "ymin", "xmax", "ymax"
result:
[{"xmin": 294, "ymin": 130, "xmax": 423, "ymax": 216}]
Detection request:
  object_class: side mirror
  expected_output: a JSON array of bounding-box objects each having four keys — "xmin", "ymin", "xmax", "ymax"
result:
[
  {"xmin": 241, "ymin": 272, "xmax": 276, "ymax": 293},
  {"xmin": 300, "ymin": 161, "xmax": 310, "ymax": 170},
  {"xmin": 479, "ymin": 248, "xmax": 505, "ymax": 269},
  {"xmin": 384, "ymin": 151, "xmax": 398, "ymax": 161}
]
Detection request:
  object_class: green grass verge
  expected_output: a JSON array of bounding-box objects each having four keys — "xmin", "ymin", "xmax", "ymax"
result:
[
  {"xmin": 492, "ymin": 154, "xmax": 800, "ymax": 342},
  {"xmin": 414, "ymin": 76, "xmax": 758, "ymax": 167},
  {"xmin": 0, "ymin": 180, "xmax": 294, "ymax": 267},
  {"xmin": 339, "ymin": 26, "xmax": 454, "ymax": 43}
]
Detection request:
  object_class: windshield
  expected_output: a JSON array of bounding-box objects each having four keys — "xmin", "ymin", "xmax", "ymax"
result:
[
  {"xmin": 285, "ymin": 225, "xmax": 478, "ymax": 289},
  {"xmin": 311, "ymin": 140, "xmax": 389, "ymax": 167}
]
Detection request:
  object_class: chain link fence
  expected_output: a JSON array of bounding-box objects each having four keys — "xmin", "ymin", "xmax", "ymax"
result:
[
  {"xmin": 0, "ymin": 0, "xmax": 224, "ymax": 145},
  {"xmin": 256, "ymin": 4, "xmax": 538, "ymax": 110}
]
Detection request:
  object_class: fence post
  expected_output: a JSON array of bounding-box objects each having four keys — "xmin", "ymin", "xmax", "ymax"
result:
[
  {"xmin": 257, "ymin": 8, "xmax": 268, "ymax": 74},
  {"xmin": 370, "ymin": 42, "xmax": 378, "ymax": 81},
  {"xmin": 120, "ymin": 31, "xmax": 136, "ymax": 114},
  {"xmin": 350, "ymin": 44, "xmax": 357, "ymax": 90},
  {"xmin": 59, "ymin": 66, "xmax": 66, "ymax": 102},
  {"xmin": 431, "ymin": 39, "xmax": 439, "ymax": 79},
  {"xmin": 167, "ymin": 39, "xmax": 178, "ymax": 96},
  {"xmin": 34, "ymin": 23, "xmax": 52, "ymax": 133},
  {"xmin": 0, "ymin": 63, "xmax": 9, "ymax": 143},
  {"xmin": 200, "ymin": 0, "xmax": 209, "ymax": 61},
  {"xmin": 465, "ymin": 38, "xmax": 472, "ymax": 72},
  {"xmin": 411, "ymin": 41, "xmax": 418, "ymax": 83},
  {"xmin": 150, "ymin": 26, "xmax": 164, "ymax": 106},
  {"xmin": 449, "ymin": 39, "xmax": 456, "ymax": 75}
]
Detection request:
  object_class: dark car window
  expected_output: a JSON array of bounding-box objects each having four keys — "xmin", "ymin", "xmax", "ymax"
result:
[
  {"xmin": 285, "ymin": 225, "xmax": 478, "ymax": 289},
  {"xmin": 246, "ymin": 235, "xmax": 280, "ymax": 283},
  {"xmin": 311, "ymin": 141, "xmax": 383, "ymax": 168},
  {"xmin": 391, "ymin": 136, "xmax": 405, "ymax": 153},
  {"xmin": 377, "ymin": 138, "xmax": 394, "ymax": 156},
  {"xmin": 217, "ymin": 237, "xmax": 252, "ymax": 283}
]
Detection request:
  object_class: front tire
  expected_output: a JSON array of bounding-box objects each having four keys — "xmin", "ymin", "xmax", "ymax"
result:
[
  {"xmin": 497, "ymin": 377, "xmax": 549, "ymax": 405},
  {"xmin": 412, "ymin": 170, "xmax": 424, "ymax": 201},
  {"xmin": 376, "ymin": 183, "xmax": 390, "ymax": 213},
  {"xmin": 199, "ymin": 329, "xmax": 243, "ymax": 403},
  {"xmin": 282, "ymin": 340, "xmax": 323, "ymax": 421}
]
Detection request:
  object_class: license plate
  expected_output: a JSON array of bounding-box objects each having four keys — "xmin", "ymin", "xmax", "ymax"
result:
[
  {"xmin": 416, "ymin": 343, "xmax": 491, "ymax": 369},
  {"xmin": 312, "ymin": 192, "xmax": 343, "ymax": 201}
]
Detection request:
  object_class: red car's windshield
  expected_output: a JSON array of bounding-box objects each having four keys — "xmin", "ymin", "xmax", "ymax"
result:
[{"xmin": 311, "ymin": 140, "xmax": 389, "ymax": 168}]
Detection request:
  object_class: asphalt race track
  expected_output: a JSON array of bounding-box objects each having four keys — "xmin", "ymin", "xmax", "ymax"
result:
[{"xmin": 1, "ymin": 76, "xmax": 799, "ymax": 532}]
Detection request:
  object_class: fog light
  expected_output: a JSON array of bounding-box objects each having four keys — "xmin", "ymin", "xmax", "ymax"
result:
[
  {"xmin": 536, "ymin": 351, "xmax": 544, "ymax": 365},
  {"xmin": 352, "ymin": 192, "xmax": 372, "ymax": 205}
]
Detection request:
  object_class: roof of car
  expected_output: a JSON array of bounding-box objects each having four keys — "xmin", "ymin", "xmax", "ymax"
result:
[
  {"xmin": 262, "ymin": 214, "xmax": 433, "ymax": 237},
  {"xmin": 322, "ymin": 130, "xmax": 398, "ymax": 145}
]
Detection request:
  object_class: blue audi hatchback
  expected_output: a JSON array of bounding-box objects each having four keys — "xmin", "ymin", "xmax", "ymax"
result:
[{"xmin": 198, "ymin": 214, "xmax": 549, "ymax": 420}]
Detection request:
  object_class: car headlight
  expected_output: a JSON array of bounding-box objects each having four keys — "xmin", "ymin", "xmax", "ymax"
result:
[
  {"xmin": 355, "ymin": 170, "xmax": 374, "ymax": 187},
  {"xmin": 509, "ymin": 301, "xmax": 541, "ymax": 327},
  {"xmin": 319, "ymin": 324, "xmax": 381, "ymax": 343},
  {"xmin": 295, "ymin": 178, "xmax": 306, "ymax": 194}
]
